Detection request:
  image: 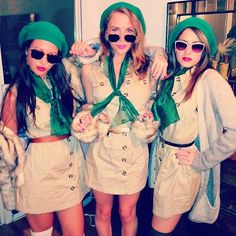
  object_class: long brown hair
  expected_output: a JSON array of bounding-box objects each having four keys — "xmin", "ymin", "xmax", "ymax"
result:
[
  {"xmin": 168, "ymin": 27, "xmax": 212, "ymax": 101},
  {"xmin": 99, "ymin": 8, "xmax": 149, "ymax": 80}
]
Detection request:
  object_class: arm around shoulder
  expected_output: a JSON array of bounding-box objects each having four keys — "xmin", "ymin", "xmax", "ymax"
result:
[{"xmin": 144, "ymin": 46, "xmax": 168, "ymax": 79}]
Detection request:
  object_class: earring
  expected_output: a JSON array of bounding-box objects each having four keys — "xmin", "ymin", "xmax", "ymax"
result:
[{"xmin": 105, "ymin": 35, "xmax": 109, "ymax": 41}]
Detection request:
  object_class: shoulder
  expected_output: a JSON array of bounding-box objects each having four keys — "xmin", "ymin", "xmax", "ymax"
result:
[
  {"xmin": 198, "ymin": 68, "xmax": 230, "ymax": 89},
  {"xmin": 198, "ymin": 68, "xmax": 235, "ymax": 102},
  {"xmin": 201, "ymin": 68, "xmax": 221, "ymax": 81},
  {"xmin": 4, "ymin": 85, "xmax": 17, "ymax": 99}
]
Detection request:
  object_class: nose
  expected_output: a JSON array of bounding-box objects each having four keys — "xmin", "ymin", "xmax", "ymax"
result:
[
  {"xmin": 185, "ymin": 45, "xmax": 192, "ymax": 54},
  {"xmin": 40, "ymin": 55, "xmax": 48, "ymax": 64},
  {"xmin": 119, "ymin": 34, "xmax": 126, "ymax": 42}
]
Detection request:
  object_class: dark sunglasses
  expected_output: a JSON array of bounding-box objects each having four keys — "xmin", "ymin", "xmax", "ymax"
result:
[
  {"xmin": 175, "ymin": 40, "xmax": 205, "ymax": 53},
  {"xmin": 107, "ymin": 34, "xmax": 136, "ymax": 43},
  {"xmin": 30, "ymin": 49, "xmax": 62, "ymax": 64}
]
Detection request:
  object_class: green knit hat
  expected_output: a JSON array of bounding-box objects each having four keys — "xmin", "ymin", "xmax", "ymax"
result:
[
  {"xmin": 100, "ymin": 2, "xmax": 146, "ymax": 34},
  {"xmin": 18, "ymin": 21, "xmax": 68, "ymax": 57},
  {"xmin": 168, "ymin": 17, "xmax": 217, "ymax": 57}
]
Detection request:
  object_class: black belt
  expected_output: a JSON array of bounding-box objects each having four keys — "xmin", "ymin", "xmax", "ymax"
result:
[{"xmin": 160, "ymin": 136, "xmax": 194, "ymax": 148}]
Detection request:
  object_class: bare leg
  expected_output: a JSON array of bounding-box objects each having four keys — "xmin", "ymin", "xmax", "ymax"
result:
[
  {"xmin": 26, "ymin": 212, "xmax": 54, "ymax": 233},
  {"xmin": 151, "ymin": 214, "xmax": 182, "ymax": 234},
  {"xmin": 93, "ymin": 189, "xmax": 114, "ymax": 236},
  {"xmin": 119, "ymin": 192, "xmax": 140, "ymax": 236},
  {"xmin": 57, "ymin": 203, "xmax": 84, "ymax": 236}
]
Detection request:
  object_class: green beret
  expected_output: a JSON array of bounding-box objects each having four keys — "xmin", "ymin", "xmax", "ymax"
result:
[
  {"xmin": 168, "ymin": 17, "xmax": 217, "ymax": 57},
  {"xmin": 100, "ymin": 1, "xmax": 146, "ymax": 34},
  {"xmin": 18, "ymin": 21, "xmax": 68, "ymax": 57}
]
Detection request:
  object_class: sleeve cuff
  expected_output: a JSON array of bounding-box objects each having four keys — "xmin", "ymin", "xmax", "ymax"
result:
[{"xmin": 74, "ymin": 38, "xmax": 101, "ymax": 65}]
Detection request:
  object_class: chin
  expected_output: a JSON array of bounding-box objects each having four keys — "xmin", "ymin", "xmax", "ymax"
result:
[
  {"xmin": 180, "ymin": 62, "xmax": 195, "ymax": 68},
  {"xmin": 116, "ymin": 50, "xmax": 129, "ymax": 56},
  {"xmin": 36, "ymin": 72, "xmax": 47, "ymax": 78}
]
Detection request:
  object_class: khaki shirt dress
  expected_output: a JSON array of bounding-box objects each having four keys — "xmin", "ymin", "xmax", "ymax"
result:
[
  {"xmin": 153, "ymin": 71, "xmax": 201, "ymax": 218},
  {"xmin": 85, "ymin": 61, "xmax": 153, "ymax": 195},
  {"xmin": 16, "ymin": 79, "xmax": 89, "ymax": 214}
]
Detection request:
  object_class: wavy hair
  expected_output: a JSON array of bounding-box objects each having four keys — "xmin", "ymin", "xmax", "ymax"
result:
[{"xmin": 99, "ymin": 8, "xmax": 150, "ymax": 80}]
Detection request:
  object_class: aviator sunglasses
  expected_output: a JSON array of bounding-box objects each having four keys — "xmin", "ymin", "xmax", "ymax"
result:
[
  {"xmin": 175, "ymin": 40, "xmax": 205, "ymax": 53},
  {"xmin": 30, "ymin": 49, "xmax": 62, "ymax": 64},
  {"xmin": 107, "ymin": 34, "xmax": 136, "ymax": 43}
]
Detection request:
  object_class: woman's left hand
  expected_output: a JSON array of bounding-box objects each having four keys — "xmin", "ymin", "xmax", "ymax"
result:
[
  {"xmin": 176, "ymin": 148, "xmax": 199, "ymax": 165},
  {"xmin": 151, "ymin": 54, "xmax": 168, "ymax": 80}
]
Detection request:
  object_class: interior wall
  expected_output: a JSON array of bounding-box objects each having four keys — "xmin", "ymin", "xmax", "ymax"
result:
[
  {"xmin": 0, "ymin": 0, "xmax": 75, "ymax": 85},
  {"xmin": 0, "ymin": 0, "xmax": 74, "ymax": 48},
  {"xmin": 80, "ymin": 0, "xmax": 184, "ymax": 47}
]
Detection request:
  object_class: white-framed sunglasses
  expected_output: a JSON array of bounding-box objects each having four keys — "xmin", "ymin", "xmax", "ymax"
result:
[{"xmin": 175, "ymin": 40, "xmax": 205, "ymax": 53}]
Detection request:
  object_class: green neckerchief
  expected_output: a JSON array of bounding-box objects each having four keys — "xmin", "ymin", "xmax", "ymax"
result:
[
  {"xmin": 31, "ymin": 71, "xmax": 72, "ymax": 135},
  {"xmin": 91, "ymin": 53, "xmax": 139, "ymax": 127},
  {"xmin": 151, "ymin": 67, "xmax": 189, "ymax": 132}
]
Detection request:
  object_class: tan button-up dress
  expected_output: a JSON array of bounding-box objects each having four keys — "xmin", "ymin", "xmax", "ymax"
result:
[
  {"xmin": 85, "ymin": 61, "xmax": 153, "ymax": 194},
  {"xmin": 153, "ymin": 71, "xmax": 201, "ymax": 218},
  {"xmin": 16, "ymin": 79, "xmax": 89, "ymax": 214}
]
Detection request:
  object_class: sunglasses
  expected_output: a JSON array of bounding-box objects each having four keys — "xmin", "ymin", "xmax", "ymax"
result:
[
  {"xmin": 175, "ymin": 40, "xmax": 205, "ymax": 53},
  {"xmin": 107, "ymin": 34, "xmax": 136, "ymax": 43},
  {"xmin": 30, "ymin": 49, "xmax": 62, "ymax": 64}
]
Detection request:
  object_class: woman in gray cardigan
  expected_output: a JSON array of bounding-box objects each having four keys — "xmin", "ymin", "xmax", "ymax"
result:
[{"xmin": 149, "ymin": 17, "xmax": 236, "ymax": 236}]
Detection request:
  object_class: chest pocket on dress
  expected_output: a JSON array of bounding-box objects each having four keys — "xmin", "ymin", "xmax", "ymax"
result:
[
  {"xmin": 125, "ymin": 78, "xmax": 151, "ymax": 110},
  {"xmin": 32, "ymin": 98, "xmax": 51, "ymax": 129},
  {"xmin": 92, "ymin": 73, "xmax": 112, "ymax": 103},
  {"xmin": 176, "ymin": 89, "xmax": 197, "ymax": 117}
]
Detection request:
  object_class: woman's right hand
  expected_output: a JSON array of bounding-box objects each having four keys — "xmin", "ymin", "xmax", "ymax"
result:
[
  {"xmin": 70, "ymin": 41, "xmax": 96, "ymax": 57},
  {"xmin": 72, "ymin": 109, "xmax": 93, "ymax": 132}
]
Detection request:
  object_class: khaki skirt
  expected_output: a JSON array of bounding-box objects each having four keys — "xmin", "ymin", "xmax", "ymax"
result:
[
  {"xmin": 16, "ymin": 136, "xmax": 89, "ymax": 214},
  {"xmin": 85, "ymin": 131, "xmax": 149, "ymax": 195},
  {"xmin": 153, "ymin": 141, "xmax": 201, "ymax": 218}
]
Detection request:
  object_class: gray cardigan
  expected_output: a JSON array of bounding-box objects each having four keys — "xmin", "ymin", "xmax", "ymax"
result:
[
  {"xmin": 189, "ymin": 68, "xmax": 236, "ymax": 223},
  {"xmin": 149, "ymin": 68, "xmax": 236, "ymax": 223}
]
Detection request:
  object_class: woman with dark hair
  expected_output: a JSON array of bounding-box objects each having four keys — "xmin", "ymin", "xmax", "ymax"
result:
[
  {"xmin": 149, "ymin": 17, "xmax": 236, "ymax": 236},
  {"xmin": 1, "ymin": 21, "xmax": 89, "ymax": 236}
]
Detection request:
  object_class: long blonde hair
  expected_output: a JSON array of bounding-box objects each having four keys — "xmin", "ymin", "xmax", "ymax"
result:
[{"xmin": 99, "ymin": 8, "xmax": 149, "ymax": 80}]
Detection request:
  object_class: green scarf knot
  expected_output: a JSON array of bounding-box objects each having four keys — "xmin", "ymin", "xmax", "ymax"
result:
[
  {"xmin": 31, "ymin": 71, "xmax": 72, "ymax": 135},
  {"xmin": 152, "ymin": 68, "xmax": 189, "ymax": 132},
  {"xmin": 91, "ymin": 53, "xmax": 139, "ymax": 127},
  {"xmin": 114, "ymin": 90, "xmax": 122, "ymax": 96}
]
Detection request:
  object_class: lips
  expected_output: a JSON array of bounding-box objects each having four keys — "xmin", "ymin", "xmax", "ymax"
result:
[
  {"xmin": 182, "ymin": 57, "xmax": 192, "ymax": 62},
  {"xmin": 37, "ymin": 66, "xmax": 46, "ymax": 72},
  {"xmin": 116, "ymin": 45, "xmax": 127, "ymax": 49}
]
